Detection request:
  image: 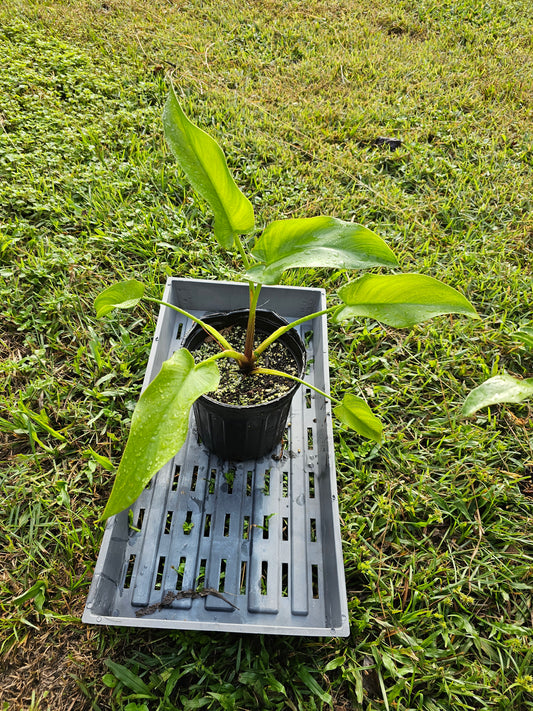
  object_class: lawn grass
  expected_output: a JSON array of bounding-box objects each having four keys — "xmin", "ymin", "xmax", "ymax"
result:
[{"xmin": 0, "ymin": 0, "xmax": 532, "ymax": 709}]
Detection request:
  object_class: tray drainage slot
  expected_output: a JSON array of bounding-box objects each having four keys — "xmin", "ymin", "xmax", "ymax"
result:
[
  {"xmin": 261, "ymin": 562, "xmax": 268, "ymax": 595},
  {"xmin": 124, "ymin": 555, "xmax": 136, "ymax": 589},
  {"xmin": 282, "ymin": 471, "xmax": 289, "ymax": 497},
  {"xmin": 310, "ymin": 518, "xmax": 317, "ymax": 542},
  {"xmin": 263, "ymin": 469, "xmax": 270, "ymax": 496},
  {"xmin": 312, "ymin": 564, "xmax": 319, "ymax": 599},
  {"xmin": 218, "ymin": 559, "xmax": 227, "ymax": 592},
  {"xmin": 183, "ymin": 511, "xmax": 194, "ymax": 534},
  {"xmin": 171, "ymin": 465, "xmax": 180, "ymax": 491},
  {"xmin": 308, "ymin": 470, "xmax": 315, "ymax": 499},
  {"xmin": 155, "ymin": 557, "xmax": 166, "ymax": 590},
  {"xmin": 174, "ymin": 558, "xmax": 186, "ymax": 590},
  {"xmin": 164, "ymin": 512, "xmax": 173, "ymax": 535},
  {"xmin": 197, "ymin": 559, "xmax": 207, "ymax": 587},
  {"xmin": 224, "ymin": 469, "xmax": 235, "ymax": 494},
  {"xmin": 281, "ymin": 563, "xmax": 289, "ymax": 598},
  {"xmin": 135, "ymin": 509, "xmax": 145, "ymax": 531},
  {"xmin": 240, "ymin": 562, "xmax": 247, "ymax": 594},
  {"xmin": 242, "ymin": 516, "xmax": 250, "ymax": 539},
  {"xmin": 262, "ymin": 516, "xmax": 271, "ymax": 539},
  {"xmin": 282, "ymin": 517, "xmax": 289, "ymax": 541}
]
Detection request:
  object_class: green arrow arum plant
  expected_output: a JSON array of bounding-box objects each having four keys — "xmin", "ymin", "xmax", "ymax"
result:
[
  {"xmin": 95, "ymin": 85, "xmax": 479, "ymax": 519},
  {"xmin": 462, "ymin": 327, "xmax": 533, "ymax": 416}
]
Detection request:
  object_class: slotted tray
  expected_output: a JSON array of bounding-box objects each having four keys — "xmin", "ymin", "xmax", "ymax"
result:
[{"xmin": 82, "ymin": 278, "xmax": 349, "ymax": 636}]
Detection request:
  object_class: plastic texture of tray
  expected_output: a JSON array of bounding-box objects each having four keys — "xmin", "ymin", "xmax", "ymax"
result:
[{"xmin": 82, "ymin": 278, "xmax": 349, "ymax": 637}]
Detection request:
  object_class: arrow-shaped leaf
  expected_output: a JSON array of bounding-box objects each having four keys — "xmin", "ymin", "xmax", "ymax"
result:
[
  {"xmin": 163, "ymin": 86, "xmax": 255, "ymax": 249},
  {"xmin": 102, "ymin": 350, "xmax": 220, "ymax": 519},
  {"xmin": 333, "ymin": 393, "xmax": 383, "ymax": 443},
  {"xmin": 247, "ymin": 216, "xmax": 398, "ymax": 285},
  {"xmin": 462, "ymin": 374, "xmax": 533, "ymax": 416},
  {"xmin": 335, "ymin": 273, "xmax": 478, "ymax": 327},
  {"xmin": 94, "ymin": 280, "xmax": 145, "ymax": 318}
]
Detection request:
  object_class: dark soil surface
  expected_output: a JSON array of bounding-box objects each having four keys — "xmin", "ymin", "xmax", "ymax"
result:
[{"xmin": 192, "ymin": 325, "xmax": 299, "ymax": 406}]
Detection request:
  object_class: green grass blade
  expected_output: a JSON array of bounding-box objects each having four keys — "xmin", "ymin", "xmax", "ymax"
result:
[
  {"xmin": 18, "ymin": 403, "xmax": 67, "ymax": 442},
  {"xmin": 12, "ymin": 582, "xmax": 47, "ymax": 612},
  {"xmin": 516, "ymin": 327, "xmax": 533, "ymax": 351},
  {"xmin": 296, "ymin": 666, "xmax": 332, "ymax": 706},
  {"xmin": 84, "ymin": 447, "xmax": 114, "ymax": 472},
  {"xmin": 104, "ymin": 659, "xmax": 155, "ymax": 697}
]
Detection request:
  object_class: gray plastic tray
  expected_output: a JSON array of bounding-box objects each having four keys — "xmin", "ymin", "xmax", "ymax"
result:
[{"xmin": 83, "ymin": 278, "xmax": 349, "ymax": 637}]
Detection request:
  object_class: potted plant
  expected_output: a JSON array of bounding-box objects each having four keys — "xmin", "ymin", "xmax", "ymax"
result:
[{"xmin": 95, "ymin": 85, "xmax": 478, "ymax": 520}]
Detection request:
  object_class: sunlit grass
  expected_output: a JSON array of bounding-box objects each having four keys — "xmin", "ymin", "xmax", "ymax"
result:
[{"xmin": 0, "ymin": 1, "xmax": 531, "ymax": 709}]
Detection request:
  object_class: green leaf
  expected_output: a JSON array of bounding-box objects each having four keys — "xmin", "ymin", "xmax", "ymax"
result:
[
  {"xmin": 333, "ymin": 393, "xmax": 383, "ymax": 443},
  {"xmin": 163, "ymin": 85, "xmax": 255, "ymax": 249},
  {"xmin": 94, "ymin": 280, "xmax": 145, "ymax": 318},
  {"xmin": 182, "ymin": 699, "xmax": 211, "ymax": 710},
  {"xmin": 324, "ymin": 656, "xmax": 346, "ymax": 672},
  {"xmin": 101, "ymin": 673, "xmax": 118, "ymax": 688},
  {"xmin": 516, "ymin": 327, "xmax": 533, "ymax": 351},
  {"xmin": 335, "ymin": 273, "xmax": 478, "ymax": 327},
  {"xmin": 267, "ymin": 676, "xmax": 287, "ymax": 695},
  {"xmin": 102, "ymin": 350, "xmax": 220, "ymax": 519},
  {"xmin": 18, "ymin": 403, "xmax": 67, "ymax": 441},
  {"xmin": 83, "ymin": 447, "xmax": 114, "ymax": 471},
  {"xmin": 247, "ymin": 216, "xmax": 398, "ymax": 285},
  {"xmin": 354, "ymin": 669, "xmax": 364, "ymax": 704},
  {"xmin": 104, "ymin": 659, "xmax": 155, "ymax": 697},
  {"xmin": 296, "ymin": 666, "xmax": 332, "ymax": 706},
  {"xmin": 462, "ymin": 374, "xmax": 533, "ymax": 416},
  {"xmin": 12, "ymin": 581, "xmax": 47, "ymax": 612}
]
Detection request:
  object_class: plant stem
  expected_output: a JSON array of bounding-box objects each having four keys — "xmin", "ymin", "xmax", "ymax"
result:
[
  {"xmin": 254, "ymin": 306, "xmax": 337, "ymax": 357},
  {"xmin": 243, "ymin": 283, "xmax": 262, "ymax": 364},
  {"xmin": 144, "ymin": 297, "xmax": 234, "ymax": 351},
  {"xmin": 252, "ymin": 367, "xmax": 341, "ymax": 405},
  {"xmin": 202, "ymin": 349, "xmax": 246, "ymax": 367},
  {"xmin": 234, "ymin": 234, "xmax": 251, "ymax": 270}
]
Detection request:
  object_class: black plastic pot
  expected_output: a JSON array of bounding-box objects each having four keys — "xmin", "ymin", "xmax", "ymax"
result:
[{"xmin": 183, "ymin": 309, "xmax": 306, "ymax": 461}]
